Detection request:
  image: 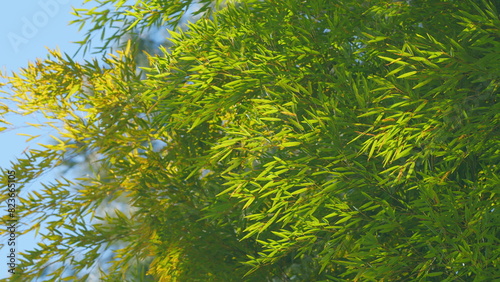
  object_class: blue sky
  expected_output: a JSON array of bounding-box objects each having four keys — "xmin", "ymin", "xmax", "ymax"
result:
[
  {"xmin": 1, "ymin": 0, "xmax": 86, "ymax": 160},
  {"xmin": 0, "ymin": 0, "xmax": 93, "ymax": 279},
  {"xmin": 0, "ymin": 1, "xmax": 175, "ymax": 279}
]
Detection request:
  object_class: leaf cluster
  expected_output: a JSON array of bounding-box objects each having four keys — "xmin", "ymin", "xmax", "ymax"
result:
[{"xmin": 0, "ymin": 0, "xmax": 498, "ymax": 281}]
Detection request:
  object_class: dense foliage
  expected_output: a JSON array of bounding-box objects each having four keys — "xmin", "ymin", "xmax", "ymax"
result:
[{"xmin": 1, "ymin": 0, "xmax": 499, "ymax": 281}]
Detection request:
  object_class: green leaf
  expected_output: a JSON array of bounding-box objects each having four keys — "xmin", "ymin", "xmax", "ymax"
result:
[
  {"xmin": 397, "ymin": 71, "xmax": 417, "ymax": 78},
  {"xmin": 281, "ymin": 141, "xmax": 301, "ymax": 147}
]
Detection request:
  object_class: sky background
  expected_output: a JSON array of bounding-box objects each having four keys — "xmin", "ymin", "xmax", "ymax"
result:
[
  {"xmin": 0, "ymin": 1, "xmax": 190, "ymax": 279},
  {"xmin": 0, "ymin": 0, "xmax": 96, "ymax": 279}
]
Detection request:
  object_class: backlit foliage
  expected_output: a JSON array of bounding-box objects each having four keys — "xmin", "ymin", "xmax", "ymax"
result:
[{"xmin": 1, "ymin": 0, "xmax": 498, "ymax": 281}]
